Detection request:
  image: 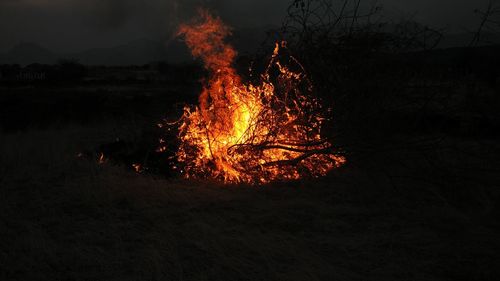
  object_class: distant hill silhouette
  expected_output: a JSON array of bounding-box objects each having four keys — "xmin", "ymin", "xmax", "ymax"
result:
[
  {"xmin": 0, "ymin": 26, "xmax": 272, "ymax": 66},
  {"xmin": 0, "ymin": 39, "xmax": 192, "ymax": 66},
  {"xmin": 439, "ymin": 32, "xmax": 500, "ymax": 48},
  {"xmin": 72, "ymin": 39, "xmax": 190, "ymax": 65},
  {"xmin": 0, "ymin": 42, "xmax": 58, "ymax": 65},
  {"xmin": 1, "ymin": 29, "xmax": 496, "ymax": 66}
]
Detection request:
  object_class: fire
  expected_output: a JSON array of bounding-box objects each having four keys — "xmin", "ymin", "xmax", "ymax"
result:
[
  {"xmin": 132, "ymin": 163, "xmax": 143, "ymax": 173},
  {"xmin": 167, "ymin": 10, "xmax": 345, "ymax": 184},
  {"xmin": 98, "ymin": 152, "xmax": 106, "ymax": 164}
]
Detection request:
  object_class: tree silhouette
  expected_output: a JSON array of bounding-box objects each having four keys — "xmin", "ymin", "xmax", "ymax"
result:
[
  {"xmin": 57, "ymin": 59, "xmax": 87, "ymax": 81},
  {"xmin": 470, "ymin": 0, "xmax": 500, "ymax": 46}
]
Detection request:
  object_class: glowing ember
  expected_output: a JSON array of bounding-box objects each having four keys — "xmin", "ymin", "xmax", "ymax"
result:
[
  {"xmin": 165, "ymin": 9, "xmax": 345, "ymax": 184},
  {"xmin": 98, "ymin": 152, "xmax": 106, "ymax": 164},
  {"xmin": 132, "ymin": 163, "xmax": 143, "ymax": 173}
]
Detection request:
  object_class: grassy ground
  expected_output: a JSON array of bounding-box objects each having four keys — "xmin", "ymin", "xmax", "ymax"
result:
[
  {"xmin": 1, "ymin": 109, "xmax": 499, "ymax": 281},
  {"xmin": 1, "ymin": 73, "xmax": 500, "ymax": 281}
]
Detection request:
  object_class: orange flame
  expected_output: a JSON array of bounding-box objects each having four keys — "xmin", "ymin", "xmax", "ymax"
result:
[
  {"xmin": 132, "ymin": 163, "xmax": 143, "ymax": 173},
  {"xmin": 169, "ymin": 10, "xmax": 345, "ymax": 184},
  {"xmin": 98, "ymin": 152, "xmax": 106, "ymax": 164}
]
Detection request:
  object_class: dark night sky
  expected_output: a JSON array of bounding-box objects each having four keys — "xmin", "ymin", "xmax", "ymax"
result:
[{"xmin": 0, "ymin": 0, "xmax": 491, "ymax": 52}]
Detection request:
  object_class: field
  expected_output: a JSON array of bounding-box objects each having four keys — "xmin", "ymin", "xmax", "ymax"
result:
[{"xmin": 1, "ymin": 65, "xmax": 500, "ymax": 281}]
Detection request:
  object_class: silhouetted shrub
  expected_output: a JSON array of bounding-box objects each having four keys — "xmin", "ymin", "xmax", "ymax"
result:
[{"xmin": 56, "ymin": 59, "xmax": 87, "ymax": 81}]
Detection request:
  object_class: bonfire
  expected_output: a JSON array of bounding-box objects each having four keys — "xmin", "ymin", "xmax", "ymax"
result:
[{"xmin": 161, "ymin": 10, "xmax": 345, "ymax": 184}]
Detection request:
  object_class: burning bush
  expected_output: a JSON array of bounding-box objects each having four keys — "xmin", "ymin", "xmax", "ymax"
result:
[{"xmin": 159, "ymin": 10, "xmax": 345, "ymax": 184}]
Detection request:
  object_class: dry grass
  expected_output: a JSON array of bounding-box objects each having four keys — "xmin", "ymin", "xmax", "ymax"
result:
[{"xmin": 0, "ymin": 118, "xmax": 499, "ymax": 281}]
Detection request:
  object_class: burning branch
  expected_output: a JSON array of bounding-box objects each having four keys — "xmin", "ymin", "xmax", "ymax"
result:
[{"xmin": 162, "ymin": 10, "xmax": 345, "ymax": 184}]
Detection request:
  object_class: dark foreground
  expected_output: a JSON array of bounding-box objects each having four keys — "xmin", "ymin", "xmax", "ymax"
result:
[{"xmin": 1, "ymin": 77, "xmax": 499, "ymax": 280}]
